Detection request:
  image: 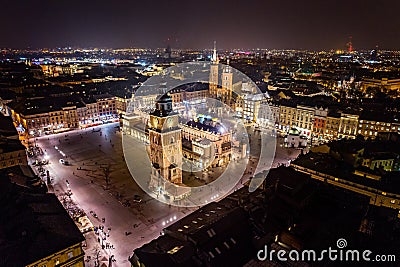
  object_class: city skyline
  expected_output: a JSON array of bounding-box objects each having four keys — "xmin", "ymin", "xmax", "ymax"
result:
[
  {"xmin": 1, "ymin": 4, "xmax": 400, "ymax": 264},
  {"xmin": 2, "ymin": 0, "xmax": 400, "ymax": 50},
  {"xmin": 1, "ymin": 38, "xmax": 400, "ymax": 266}
]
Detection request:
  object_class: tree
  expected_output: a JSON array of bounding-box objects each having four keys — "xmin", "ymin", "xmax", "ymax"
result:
[{"xmin": 102, "ymin": 163, "xmax": 111, "ymax": 187}]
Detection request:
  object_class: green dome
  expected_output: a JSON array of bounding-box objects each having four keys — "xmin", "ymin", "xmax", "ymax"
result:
[{"xmin": 288, "ymin": 128, "xmax": 300, "ymax": 135}]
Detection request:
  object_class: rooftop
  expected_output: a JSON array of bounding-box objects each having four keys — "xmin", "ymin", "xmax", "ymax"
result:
[
  {"xmin": 0, "ymin": 138, "xmax": 26, "ymax": 153},
  {"xmin": 0, "ymin": 179, "xmax": 84, "ymax": 266},
  {"xmin": 0, "ymin": 165, "xmax": 46, "ymax": 192},
  {"xmin": 132, "ymin": 165, "xmax": 400, "ymax": 267},
  {"xmin": 292, "ymin": 151, "xmax": 400, "ymax": 195},
  {"xmin": 186, "ymin": 118, "xmax": 228, "ymax": 135},
  {"xmin": 8, "ymin": 95, "xmax": 84, "ymax": 115},
  {"xmin": 133, "ymin": 235, "xmax": 196, "ymax": 267},
  {"xmin": 0, "ymin": 113, "xmax": 18, "ymax": 138}
]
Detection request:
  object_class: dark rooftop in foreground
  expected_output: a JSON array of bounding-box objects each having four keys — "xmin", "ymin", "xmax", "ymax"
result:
[
  {"xmin": 132, "ymin": 166, "xmax": 400, "ymax": 267},
  {"xmin": 0, "ymin": 113, "xmax": 18, "ymax": 138},
  {"xmin": 0, "ymin": 165, "xmax": 47, "ymax": 193},
  {"xmin": 134, "ymin": 199, "xmax": 253, "ymax": 267},
  {"xmin": 0, "ymin": 178, "xmax": 84, "ymax": 266},
  {"xmin": 133, "ymin": 234, "xmax": 196, "ymax": 266},
  {"xmin": 292, "ymin": 151, "xmax": 400, "ymax": 194},
  {"xmin": 0, "ymin": 138, "xmax": 26, "ymax": 153}
]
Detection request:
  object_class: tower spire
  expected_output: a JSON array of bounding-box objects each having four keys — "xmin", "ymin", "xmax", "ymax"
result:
[{"xmin": 212, "ymin": 41, "xmax": 218, "ymax": 63}]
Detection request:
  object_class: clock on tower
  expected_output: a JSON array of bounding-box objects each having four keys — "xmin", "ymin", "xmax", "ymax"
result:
[{"xmin": 148, "ymin": 93, "xmax": 182, "ymax": 187}]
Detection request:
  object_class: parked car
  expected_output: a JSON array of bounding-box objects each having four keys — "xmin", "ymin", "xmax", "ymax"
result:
[{"xmin": 59, "ymin": 159, "xmax": 70, "ymax": 165}]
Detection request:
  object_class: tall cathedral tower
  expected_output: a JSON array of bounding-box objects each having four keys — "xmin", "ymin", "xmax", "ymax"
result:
[
  {"xmin": 148, "ymin": 94, "xmax": 183, "ymax": 188},
  {"xmin": 221, "ymin": 61, "xmax": 233, "ymax": 105},
  {"xmin": 209, "ymin": 41, "xmax": 219, "ymax": 97}
]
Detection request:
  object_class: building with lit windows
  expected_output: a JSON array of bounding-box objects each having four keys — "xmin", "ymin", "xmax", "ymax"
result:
[
  {"xmin": 361, "ymin": 78, "xmax": 400, "ymax": 93},
  {"xmin": 313, "ymin": 107, "xmax": 328, "ymax": 138},
  {"xmin": 277, "ymin": 103, "xmax": 315, "ymax": 136},
  {"xmin": 185, "ymin": 138, "xmax": 213, "ymax": 170},
  {"xmin": 40, "ymin": 64, "xmax": 80, "ymax": 77},
  {"xmin": 357, "ymin": 112, "xmax": 400, "ymax": 139},
  {"xmin": 361, "ymin": 152, "xmax": 400, "ymax": 172},
  {"xmin": 115, "ymin": 95, "xmax": 133, "ymax": 116},
  {"xmin": 181, "ymin": 116, "xmax": 232, "ymax": 168},
  {"xmin": 169, "ymin": 83, "xmax": 209, "ymax": 111},
  {"xmin": 270, "ymin": 104, "xmax": 281, "ymax": 126},
  {"xmin": 169, "ymin": 88, "xmax": 185, "ymax": 104},
  {"xmin": 266, "ymin": 100, "xmax": 400, "ymax": 141},
  {"xmin": 293, "ymin": 105, "xmax": 314, "ymax": 136},
  {"xmin": 185, "ymin": 86, "xmax": 209, "ymax": 101},
  {"xmin": 257, "ymin": 102, "xmax": 279, "ymax": 128},
  {"xmin": 8, "ymin": 96, "xmax": 82, "ymax": 136},
  {"xmin": 7, "ymin": 94, "xmax": 118, "ymax": 136},
  {"xmin": 325, "ymin": 111, "xmax": 341, "ymax": 140},
  {"xmin": 122, "ymin": 114, "xmax": 148, "ymax": 142},
  {"xmin": 279, "ymin": 102, "xmax": 297, "ymax": 131},
  {"xmin": 338, "ymin": 113, "xmax": 359, "ymax": 139},
  {"xmin": 130, "ymin": 93, "xmax": 158, "ymax": 116},
  {"xmin": 94, "ymin": 94, "xmax": 117, "ymax": 121},
  {"xmin": 242, "ymin": 93, "xmax": 264, "ymax": 123},
  {"xmin": 77, "ymin": 98, "xmax": 99, "ymax": 126},
  {"xmin": 60, "ymin": 106, "xmax": 79, "ymax": 129}
]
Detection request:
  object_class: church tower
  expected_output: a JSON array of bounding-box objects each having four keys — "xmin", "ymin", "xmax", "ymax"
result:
[
  {"xmin": 209, "ymin": 41, "xmax": 219, "ymax": 97},
  {"xmin": 148, "ymin": 93, "xmax": 183, "ymax": 188},
  {"xmin": 221, "ymin": 61, "xmax": 233, "ymax": 105}
]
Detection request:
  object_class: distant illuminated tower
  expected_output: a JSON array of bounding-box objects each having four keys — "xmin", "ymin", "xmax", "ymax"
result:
[
  {"xmin": 347, "ymin": 36, "xmax": 353, "ymax": 52},
  {"xmin": 209, "ymin": 41, "xmax": 219, "ymax": 97},
  {"xmin": 148, "ymin": 94, "xmax": 182, "ymax": 188}
]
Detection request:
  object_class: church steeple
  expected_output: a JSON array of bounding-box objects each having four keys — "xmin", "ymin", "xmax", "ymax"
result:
[
  {"xmin": 211, "ymin": 41, "xmax": 219, "ymax": 64},
  {"xmin": 209, "ymin": 41, "xmax": 219, "ymax": 97}
]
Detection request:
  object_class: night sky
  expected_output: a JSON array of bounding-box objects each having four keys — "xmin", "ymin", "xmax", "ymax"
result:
[{"xmin": 1, "ymin": 0, "xmax": 400, "ymax": 50}]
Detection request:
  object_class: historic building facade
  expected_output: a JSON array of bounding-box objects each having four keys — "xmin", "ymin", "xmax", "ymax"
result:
[{"xmin": 148, "ymin": 94, "xmax": 183, "ymax": 189}]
